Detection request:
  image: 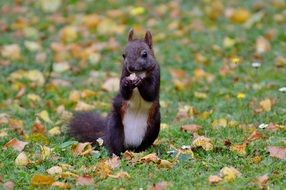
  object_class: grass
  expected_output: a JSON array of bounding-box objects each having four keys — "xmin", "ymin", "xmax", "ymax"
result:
[{"xmin": 0, "ymin": 0, "xmax": 286, "ymax": 189}]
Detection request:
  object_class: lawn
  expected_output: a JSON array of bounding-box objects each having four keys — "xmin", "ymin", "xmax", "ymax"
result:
[{"xmin": 0, "ymin": 0, "xmax": 286, "ymax": 189}]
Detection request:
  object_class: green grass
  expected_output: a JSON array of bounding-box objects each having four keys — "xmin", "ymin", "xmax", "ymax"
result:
[{"xmin": 0, "ymin": 0, "xmax": 286, "ymax": 189}]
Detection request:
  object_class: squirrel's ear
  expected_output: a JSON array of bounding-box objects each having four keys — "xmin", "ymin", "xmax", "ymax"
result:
[
  {"xmin": 144, "ymin": 30, "xmax": 152, "ymax": 49},
  {"xmin": 128, "ymin": 28, "xmax": 134, "ymax": 41}
]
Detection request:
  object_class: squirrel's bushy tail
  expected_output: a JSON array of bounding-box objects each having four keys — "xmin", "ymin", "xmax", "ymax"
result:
[{"xmin": 68, "ymin": 112, "xmax": 106, "ymax": 143}]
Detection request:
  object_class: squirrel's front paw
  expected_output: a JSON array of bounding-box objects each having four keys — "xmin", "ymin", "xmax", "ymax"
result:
[{"xmin": 122, "ymin": 75, "xmax": 142, "ymax": 89}]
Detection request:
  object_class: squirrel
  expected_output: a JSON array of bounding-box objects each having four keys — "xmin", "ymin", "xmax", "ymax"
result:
[{"xmin": 68, "ymin": 29, "xmax": 160, "ymax": 155}]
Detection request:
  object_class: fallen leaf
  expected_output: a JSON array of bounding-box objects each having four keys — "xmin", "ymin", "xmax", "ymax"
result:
[
  {"xmin": 0, "ymin": 130, "xmax": 8, "ymax": 137},
  {"xmin": 140, "ymin": 153, "xmax": 159, "ymax": 163},
  {"xmin": 106, "ymin": 154, "xmax": 120, "ymax": 169},
  {"xmin": 208, "ymin": 175, "xmax": 222, "ymax": 184},
  {"xmin": 96, "ymin": 161, "xmax": 112, "ymax": 179},
  {"xmin": 15, "ymin": 152, "xmax": 29, "ymax": 166},
  {"xmin": 256, "ymin": 36, "xmax": 271, "ymax": 54},
  {"xmin": 3, "ymin": 181, "xmax": 14, "ymax": 190},
  {"xmin": 40, "ymin": 0, "xmax": 61, "ymax": 12},
  {"xmin": 8, "ymin": 118, "xmax": 25, "ymax": 135},
  {"xmin": 51, "ymin": 181, "xmax": 70, "ymax": 189},
  {"xmin": 148, "ymin": 181, "xmax": 171, "ymax": 190},
  {"xmin": 230, "ymin": 143, "xmax": 247, "ymax": 155},
  {"xmin": 38, "ymin": 110, "xmax": 52, "ymax": 123},
  {"xmin": 192, "ymin": 135, "xmax": 213, "ymax": 151},
  {"xmin": 157, "ymin": 160, "xmax": 173, "ymax": 169},
  {"xmin": 219, "ymin": 166, "xmax": 241, "ymax": 182},
  {"xmin": 212, "ymin": 118, "xmax": 227, "ymax": 128},
  {"xmin": 72, "ymin": 142, "xmax": 93, "ymax": 156},
  {"xmin": 181, "ymin": 124, "xmax": 201, "ymax": 134},
  {"xmin": 48, "ymin": 127, "xmax": 61, "ymax": 136},
  {"xmin": 31, "ymin": 175, "xmax": 55, "ymax": 186},
  {"xmin": 130, "ymin": 6, "xmax": 145, "ymax": 16},
  {"xmin": 3, "ymin": 138, "xmax": 28, "ymax": 152},
  {"xmin": 245, "ymin": 130, "xmax": 262, "ymax": 143},
  {"xmin": 61, "ymin": 172, "xmax": 79, "ymax": 179},
  {"xmin": 75, "ymin": 101, "xmax": 95, "ymax": 111},
  {"xmin": 255, "ymin": 175, "xmax": 269, "ymax": 189},
  {"xmin": 267, "ymin": 146, "xmax": 286, "ymax": 159},
  {"xmin": 102, "ymin": 77, "xmax": 119, "ymax": 92},
  {"xmin": 1, "ymin": 44, "xmax": 21, "ymax": 60},
  {"xmin": 108, "ymin": 171, "xmax": 131, "ymax": 179},
  {"xmin": 32, "ymin": 121, "xmax": 45, "ymax": 134},
  {"xmin": 47, "ymin": 166, "xmax": 63, "ymax": 175},
  {"xmin": 251, "ymin": 155, "xmax": 263, "ymax": 164},
  {"xmin": 41, "ymin": 145, "xmax": 52, "ymax": 160},
  {"xmin": 76, "ymin": 176, "xmax": 94, "ymax": 186},
  {"xmin": 60, "ymin": 26, "xmax": 78, "ymax": 43},
  {"xmin": 259, "ymin": 99, "xmax": 272, "ymax": 112},
  {"xmin": 229, "ymin": 8, "xmax": 251, "ymax": 24}
]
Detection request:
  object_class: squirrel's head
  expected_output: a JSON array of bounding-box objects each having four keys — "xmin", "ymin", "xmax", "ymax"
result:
[{"xmin": 122, "ymin": 29, "xmax": 156, "ymax": 74}]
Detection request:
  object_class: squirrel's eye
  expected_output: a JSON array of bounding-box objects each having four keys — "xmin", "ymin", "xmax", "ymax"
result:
[
  {"xmin": 122, "ymin": 54, "xmax": 126, "ymax": 59},
  {"xmin": 141, "ymin": 51, "xmax": 147, "ymax": 58}
]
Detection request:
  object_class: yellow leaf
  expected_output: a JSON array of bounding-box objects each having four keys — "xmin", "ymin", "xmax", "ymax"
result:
[
  {"xmin": 82, "ymin": 14, "xmax": 100, "ymax": 29},
  {"xmin": 15, "ymin": 152, "xmax": 29, "ymax": 166},
  {"xmin": 40, "ymin": 0, "xmax": 61, "ymax": 12},
  {"xmin": 223, "ymin": 37, "xmax": 236, "ymax": 48},
  {"xmin": 256, "ymin": 36, "xmax": 271, "ymax": 54},
  {"xmin": 72, "ymin": 142, "xmax": 93, "ymax": 156},
  {"xmin": 212, "ymin": 118, "xmax": 228, "ymax": 128},
  {"xmin": 130, "ymin": 6, "xmax": 145, "ymax": 16},
  {"xmin": 230, "ymin": 143, "xmax": 247, "ymax": 155},
  {"xmin": 1, "ymin": 44, "xmax": 21, "ymax": 60},
  {"xmin": 157, "ymin": 160, "xmax": 173, "ymax": 169},
  {"xmin": 31, "ymin": 175, "xmax": 55, "ymax": 185},
  {"xmin": 96, "ymin": 161, "xmax": 112, "ymax": 179},
  {"xmin": 75, "ymin": 101, "xmax": 95, "ymax": 111},
  {"xmin": 38, "ymin": 110, "xmax": 52, "ymax": 123},
  {"xmin": 140, "ymin": 153, "xmax": 159, "ymax": 163},
  {"xmin": 194, "ymin": 92, "xmax": 208, "ymax": 99},
  {"xmin": 60, "ymin": 26, "xmax": 78, "ymax": 43},
  {"xmin": 219, "ymin": 166, "xmax": 241, "ymax": 182},
  {"xmin": 27, "ymin": 93, "xmax": 41, "ymax": 102},
  {"xmin": 41, "ymin": 145, "xmax": 52, "ymax": 160},
  {"xmin": 230, "ymin": 8, "xmax": 250, "ymax": 24},
  {"xmin": 259, "ymin": 98, "xmax": 272, "ymax": 112},
  {"xmin": 192, "ymin": 135, "xmax": 213, "ymax": 151},
  {"xmin": 108, "ymin": 171, "xmax": 131, "ymax": 179},
  {"xmin": 51, "ymin": 181, "xmax": 70, "ymax": 189},
  {"xmin": 48, "ymin": 127, "xmax": 61, "ymax": 136}
]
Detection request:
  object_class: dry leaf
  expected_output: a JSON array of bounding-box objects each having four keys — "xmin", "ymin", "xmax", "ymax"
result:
[
  {"xmin": 1, "ymin": 44, "xmax": 21, "ymax": 60},
  {"xmin": 229, "ymin": 8, "xmax": 251, "ymax": 24},
  {"xmin": 106, "ymin": 154, "xmax": 120, "ymax": 169},
  {"xmin": 72, "ymin": 142, "xmax": 93, "ymax": 156},
  {"xmin": 219, "ymin": 167, "xmax": 241, "ymax": 182},
  {"xmin": 208, "ymin": 175, "xmax": 222, "ymax": 184},
  {"xmin": 3, "ymin": 181, "xmax": 14, "ymax": 190},
  {"xmin": 41, "ymin": 146, "xmax": 52, "ymax": 160},
  {"xmin": 192, "ymin": 135, "xmax": 213, "ymax": 151},
  {"xmin": 60, "ymin": 26, "xmax": 78, "ymax": 43},
  {"xmin": 212, "ymin": 118, "xmax": 227, "ymax": 128},
  {"xmin": 230, "ymin": 143, "xmax": 247, "ymax": 155},
  {"xmin": 51, "ymin": 181, "xmax": 70, "ymax": 189},
  {"xmin": 31, "ymin": 175, "xmax": 55, "ymax": 186},
  {"xmin": 76, "ymin": 176, "xmax": 94, "ymax": 186},
  {"xmin": 40, "ymin": 0, "xmax": 61, "ymax": 12},
  {"xmin": 256, "ymin": 36, "xmax": 271, "ymax": 54},
  {"xmin": 259, "ymin": 99, "xmax": 272, "ymax": 112},
  {"xmin": 38, "ymin": 110, "xmax": 52, "ymax": 123},
  {"xmin": 102, "ymin": 77, "xmax": 119, "ymax": 92},
  {"xmin": 46, "ymin": 166, "xmax": 63, "ymax": 175},
  {"xmin": 157, "ymin": 160, "xmax": 173, "ymax": 169},
  {"xmin": 4, "ymin": 138, "xmax": 28, "ymax": 152},
  {"xmin": 140, "ymin": 153, "xmax": 159, "ymax": 163},
  {"xmin": 267, "ymin": 146, "xmax": 286, "ymax": 159},
  {"xmin": 123, "ymin": 151, "xmax": 135, "ymax": 161},
  {"xmin": 108, "ymin": 171, "xmax": 131, "ymax": 179},
  {"xmin": 256, "ymin": 175, "xmax": 269, "ymax": 189},
  {"xmin": 181, "ymin": 124, "xmax": 201, "ymax": 134},
  {"xmin": 61, "ymin": 172, "xmax": 79, "ymax": 179},
  {"xmin": 75, "ymin": 101, "xmax": 95, "ymax": 111},
  {"xmin": 48, "ymin": 127, "xmax": 61, "ymax": 136},
  {"xmin": 32, "ymin": 121, "xmax": 45, "ymax": 134},
  {"xmin": 245, "ymin": 130, "xmax": 262, "ymax": 143},
  {"xmin": 15, "ymin": 152, "xmax": 29, "ymax": 166},
  {"xmin": 148, "ymin": 181, "xmax": 171, "ymax": 190},
  {"xmin": 96, "ymin": 161, "xmax": 112, "ymax": 179}
]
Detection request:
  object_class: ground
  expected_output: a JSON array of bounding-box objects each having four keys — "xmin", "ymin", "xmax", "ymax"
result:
[{"xmin": 0, "ymin": 0, "xmax": 286, "ymax": 189}]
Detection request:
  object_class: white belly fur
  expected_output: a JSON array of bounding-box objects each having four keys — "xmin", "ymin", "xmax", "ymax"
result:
[{"xmin": 123, "ymin": 88, "xmax": 152, "ymax": 148}]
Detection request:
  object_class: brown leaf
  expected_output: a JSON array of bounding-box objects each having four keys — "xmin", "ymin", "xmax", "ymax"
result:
[
  {"xmin": 208, "ymin": 175, "xmax": 222, "ymax": 184},
  {"xmin": 230, "ymin": 143, "xmax": 247, "ymax": 155},
  {"xmin": 95, "ymin": 161, "xmax": 112, "ymax": 179},
  {"xmin": 72, "ymin": 142, "xmax": 93, "ymax": 156},
  {"xmin": 31, "ymin": 175, "xmax": 55, "ymax": 186},
  {"xmin": 76, "ymin": 176, "xmax": 94, "ymax": 186},
  {"xmin": 108, "ymin": 171, "xmax": 131, "ymax": 179},
  {"xmin": 3, "ymin": 138, "xmax": 28, "ymax": 152},
  {"xmin": 267, "ymin": 146, "xmax": 286, "ymax": 159},
  {"xmin": 3, "ymin": 181, "xmax": 14, "ymax": 190},
  {"xmin": 245, "ymin": 130, "xmax": 262, "ymax": 143},
  {"xmin": 148, "ymin": 181, "xmax": 171, "ymax": 190},
  {"xmin": 8, "ymin": 118, "xmax": 25, "ymax": 135},
  {"xmin": 256, "ymin": 36, "xmax": 271, "ymax": 54},
  {"xmin": 106, "ymin": 154, "xmax": 120, "ymax": 169},
  {"xmin": 259, "ymin": 99, "xmax": 272, "ymax": 112},
  {"xmin": 181, "ymin": 124, "xmax": 201, "ymax": 134},
  {"xmin": 32, "ymin": 122, "xmax": 45, "ymax": 134},
  {"xmin": 140, "ymin": 153, "xmax": 159, "ymax": 163},
  {"xmin": 255, "ymin": 175, "xmax": 269, "ymax": 189}
]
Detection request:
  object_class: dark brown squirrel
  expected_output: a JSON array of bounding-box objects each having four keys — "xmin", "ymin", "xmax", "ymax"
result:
[{"xmin": 68, "ymin": 29, "xmax": 160, "ymax": 155}]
